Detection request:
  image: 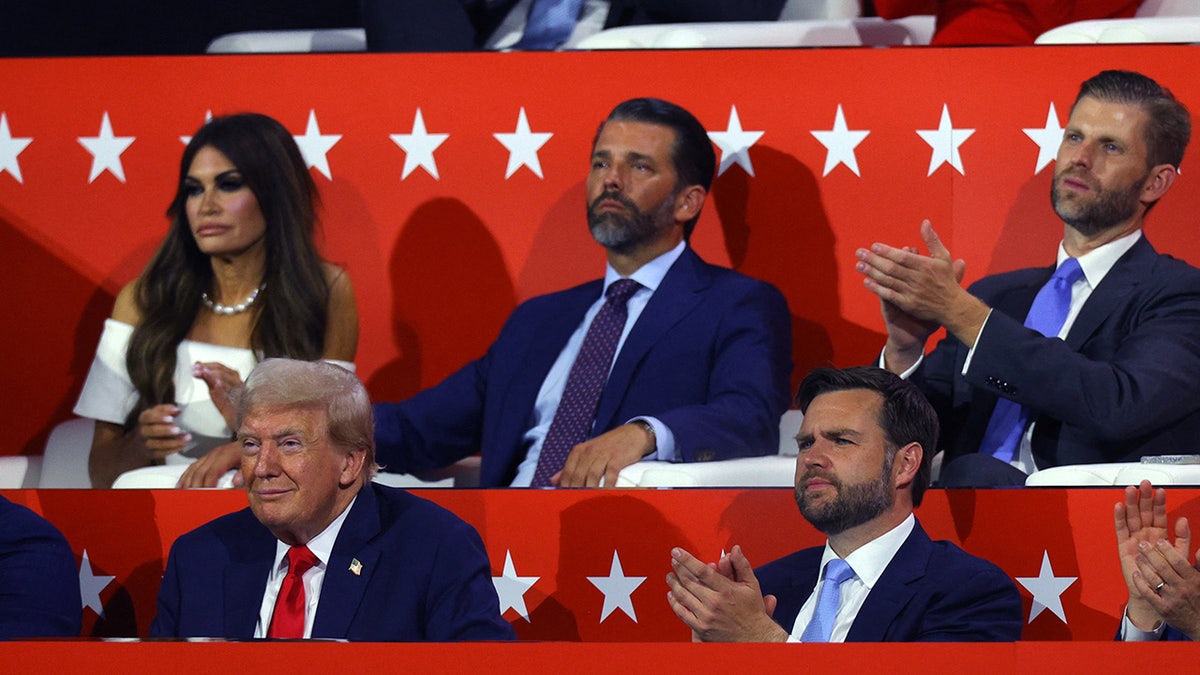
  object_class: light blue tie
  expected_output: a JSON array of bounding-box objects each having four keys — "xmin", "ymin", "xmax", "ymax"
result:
[
  {"xmin": 800, "ymin": 558, "xmax": 855, "ymax": 642},
  {"xmin": 978, "ymin": 258, "xmax": 1084, "ymax": 462},
  {"xmin": 514, "ymin": 0, "xmax": 585, "ymax": 50}
]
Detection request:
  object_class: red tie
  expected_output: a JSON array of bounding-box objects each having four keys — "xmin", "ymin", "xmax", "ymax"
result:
[{"xmin": 267, "ymin": 546, "xmax": 320, "ymax": 639}]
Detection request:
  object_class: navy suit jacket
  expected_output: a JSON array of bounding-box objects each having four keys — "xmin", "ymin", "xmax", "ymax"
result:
[
  {"xmin": 150, "ymin": 483, "xmax": 515, "ymax": 641},
  {"xmin": 757, "ymin": 520, "xmax": 1022, "ymax": 641},
  {"xmin": 374, "ymin": 246, "xmax": 793, "ymax": 487},
  {"xmin": 915, "ymin": 235, "xmax": 1200, "ymax": 468},
  {"xmin": 0, "ymin": 496, "xmax": 81, "ymax": 639}
]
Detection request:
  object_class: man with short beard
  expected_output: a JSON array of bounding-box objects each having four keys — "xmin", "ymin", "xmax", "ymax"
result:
[
  {"xmin": 855, "ymin": 69, "xmax": 1200, "ymax": 487},
  {"xmin": 373, "ymin": 98, "xmax": 792, "ymax": 488},
  {"xmin": 667, "ymin": 366, "xmax": 1021, "ymax": 642}
]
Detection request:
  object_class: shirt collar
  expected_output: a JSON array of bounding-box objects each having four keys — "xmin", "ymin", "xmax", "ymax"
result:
[
  {"xmin": 271, "ymin": 493, "xmax": 359, "ymax": 573},
  {"xmin": 817, "ymin": 513, "xmax": 916, "ymax": 590},
  {"xmin": 602, "ymin": 240, "xmax": 686, "ymax": 293},
  {"xmin": 1056, "ymin": 228, "xmax": 1141, "ymax": 289}
]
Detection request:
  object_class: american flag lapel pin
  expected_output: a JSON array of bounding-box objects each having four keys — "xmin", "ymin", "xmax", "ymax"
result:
[{"xmin": 349, "ymin": 558, "xmax": 363, "ymax": 576}]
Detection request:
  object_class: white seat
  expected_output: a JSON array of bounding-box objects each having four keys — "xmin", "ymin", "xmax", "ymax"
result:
[
  {"xmin": 613, "ymin": 409, "xmax": 803, "ymax": 488},
  {"xmin": 615, "ymin": 455, "xmax": 796, "ymax": 487},
  {"xmin": 1036, "ymin": 17, "xmax": 1200, "ymax": 44},
  {"xmin": 0, "ymin": 455, "xmax": 43, "ymax": 488},
  {"xmin": 112, "ymin": 455, "xmax": 483, "ymax": 489},
  {"xmin": 1025, "ymin": 461, "xmax": 1200, "ymax": 486},
  {"xmin": 40, "ymin": 417, "xmax": 95, "ymax": 488},
  {"xmin": 207, "ymin": 28, "xmax": 367, "ymax": 54},
  {"xmin": 575, "ymin": 16, "xmax": 935, "ymax": 50}
]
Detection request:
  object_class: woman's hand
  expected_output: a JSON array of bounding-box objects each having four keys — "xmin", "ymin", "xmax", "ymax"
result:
[
  {"xmin": 193, "ymin": 361, "xmax": 243, "ymax": 428},
  {"xmin": 137, "ymin": 403, "xmax": 191, "ymax": 461}
]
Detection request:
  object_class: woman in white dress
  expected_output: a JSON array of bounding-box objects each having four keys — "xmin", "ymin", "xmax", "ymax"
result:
[{"xmin": 76, "ymin": 113, "xmax": 358, "ymax": 488}]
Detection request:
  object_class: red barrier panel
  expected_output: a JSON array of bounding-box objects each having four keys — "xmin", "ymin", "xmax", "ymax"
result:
[
  {"xmin": 0, "ymin": 636, "xmax": 1195, "ymax": 673},
  {"xmin": 5, "ymin": 487, "xmax": 1199, "ymax": 641}
]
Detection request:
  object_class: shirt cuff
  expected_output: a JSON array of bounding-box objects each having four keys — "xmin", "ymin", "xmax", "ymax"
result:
[
  {"xmin": 879, "ymin": 349, "xmax": 923, "ymax": 379},
  {"xmin": 960, "ymin": 308, "xmax": 994, "ymax": 376},
  {"xmin": 1119, "ymin": 607, "xmax": 1166, "ymax": 641},
  {"xmin": 629, "ymin": 416, "xmax": 677, "ymax": 461}
]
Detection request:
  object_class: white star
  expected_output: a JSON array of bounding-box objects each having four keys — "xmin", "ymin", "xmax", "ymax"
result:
[
  {"xmin": 586, "ymin": 550, "xmax": 646, "ymax": 623},
  {"xmin": 78, "ymin": 112, "xmax": 135, "ymax": 183},
  {"xmin": 390, "ymin": 108, "xmax": 450, "ymax": 180},
  {"xmin": 1023, "ymin": 102, "xmax": 1065, "ymax": 175},
  {"xmin": 491, "ymin": 550, "xmax": 540, "ymax": 622},
  {"xmin": 811, "ymin": 104, "xmax": 870, "ymax": 177},
  {"xmin": 916, "ymin": 104, "xmax": 974, "ymax": 176},
  {"xmin": 78, "ymin": 549, "xmax": 114, "ymax": 618},
  {"xmin": 292, "ymin": 109, "xmax": 342, "ymax": 180},
  {"xmin": 1016, "ymin": 550, "xmax": 1077, "ymax": 624},
  {"xmin": 707, "ymin": 105, "xmax": 765, "ymax": 177},
  {"xmin": 180, "ymin": 110, "xmax": 214, "ymax": 145},
  {"xmin": 0, "ymin": 113, "xmax": 33, "ymax": 183},
  {"xmin": 493, "ymin": 107, "xmax": 552, "ymax": 179}
]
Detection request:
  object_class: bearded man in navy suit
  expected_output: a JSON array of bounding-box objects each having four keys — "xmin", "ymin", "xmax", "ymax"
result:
[
  {"xmin": 667, "ymin": 367, "xmax": 1022, "ymax": 642},
  {"xmin": 151, "ymin": 358, "xmax": 514, "ymax": 641},
  {"xmin": 373, "ymin": 98, "xmax": 792, "ymax": 488},
  {"xmin": 856, "ymin": 70, "xmax": 1200, "ymax": 487}
]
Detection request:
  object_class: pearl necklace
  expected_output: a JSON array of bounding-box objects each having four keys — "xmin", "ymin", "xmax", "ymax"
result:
[{"xmin": 201, "ymin": 284, "xmax": 265, "ymax": 315}]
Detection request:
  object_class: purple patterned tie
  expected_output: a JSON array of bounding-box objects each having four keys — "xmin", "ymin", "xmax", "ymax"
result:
[
  {"xmin": 978, "ymin": 258, "xmax": 1083, "ymax": 462},
  {"xmin": 532, "ymin": 279, "xmax": 641, "ymax": 487}
]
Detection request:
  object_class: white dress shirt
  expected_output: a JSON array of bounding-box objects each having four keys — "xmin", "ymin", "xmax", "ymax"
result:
[
  {"xmin": 510, "ymin": 241, "xmax": 685, "ymax": 486},
  {"xmin": 788, "ymin": 514, "xmax": 916, "ymax": 642},
  {"xmin": 254, "ymin": 495, "xmax": 357, "ymax": 638}
]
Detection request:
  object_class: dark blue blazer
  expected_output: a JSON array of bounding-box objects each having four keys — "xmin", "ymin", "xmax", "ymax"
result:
[
  {"xmin": 150, "ymin": 483, "xmax": 515, "ymax": 641},
  {"xmin": 374, "ymin": 246, "xmax": 793, "ymax": 487},
  {"xmin": 0, "ymin": 496, "xmax": 81, "ymax": 639},
  {"xmin": 757, "ymin": 520, "xmax": 1022, "ymax": 641},
  {"xmin": 915, "ymin": 235, "xmax": 1200, "ymax": 468}
]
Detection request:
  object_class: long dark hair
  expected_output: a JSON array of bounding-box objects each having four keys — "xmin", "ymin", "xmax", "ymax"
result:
[{"xmin": 124, "ymin": 113, "xmax": 329, "ymax": 428}]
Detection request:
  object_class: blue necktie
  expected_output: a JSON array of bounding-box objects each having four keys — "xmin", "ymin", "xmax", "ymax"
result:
[
  {"xmin": 532, "ymin": 279, "xmax": 641, "ymax": 487},
  {"xmin": 800, "ymin": 558, "xmax": 855, "ymax": 642},
  {"xmin": 978, "ymin": 258, "xmax": 1084, "ymax": 462},
  {"xmin": 514, "ymin": 0, "xmax": 585, "ymax": 50}
]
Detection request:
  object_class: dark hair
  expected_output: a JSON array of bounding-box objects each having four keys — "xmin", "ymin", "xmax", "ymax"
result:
[
  {"xmin": 594, "ymin": 98, "xmax": 716, "ymax": 238},
  {"xmin": 1073, "ymin": 70, "xmax": 1191, "ymax": 171},
  {"xmin": 125, "ymin": 113, "xmax": 330, "ymax": 428},
  {"xmin": 795, "ymin": 366, "xmax": 938, "ymax": 507}
]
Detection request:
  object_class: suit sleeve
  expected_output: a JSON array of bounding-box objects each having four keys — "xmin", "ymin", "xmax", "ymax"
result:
[
  {"xmin": 149, "ymin": 542, "xmax": 183, "ymax": 638},
  {"xmin": 373, "ymin": 351, "xmax": 491, "ymax": 476},
  {"xmin": 657, "ymin": 280, "xmax": 793, "ymax": 461},
  {"xmin": 0, "ymin": 503, "xmax": 82, "ymax": 639},
  {"xmin": 422, "ymin": 518, "xmax": 516, "ymax": 641},
  {"xmin": 965, "ymin": 272, "xmax": 1200, "ymax": 444}
]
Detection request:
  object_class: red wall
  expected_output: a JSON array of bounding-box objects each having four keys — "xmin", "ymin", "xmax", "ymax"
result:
[{"xmin": 3, "ymin": 46, "xmax": 1200, "ymax": 455}]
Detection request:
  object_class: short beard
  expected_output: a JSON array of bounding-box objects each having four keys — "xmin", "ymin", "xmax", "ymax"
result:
[
  {"xmin": 795, "ymin": 452, "xmax": 895, "ymax": 536},
  {"xmin": 1050, "ymin": 169, "xmax": 1146, "ymax": 236},
  {"xmin": 587, "ymin": 190, "xmax": 676, "ymax": 254}
]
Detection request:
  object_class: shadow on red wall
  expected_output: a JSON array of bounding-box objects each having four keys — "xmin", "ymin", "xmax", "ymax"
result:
[
  {"xmin": 367, "ymin": 198, "xmax": 516, "ymax": 402},
  {"xmin": 712, "ymin": 146, "xmax": 887, "ymax": 389}
]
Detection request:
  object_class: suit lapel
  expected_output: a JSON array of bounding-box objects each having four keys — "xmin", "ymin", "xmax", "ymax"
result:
[
  {"xmin": 222, "ymin": 514, "xmax": 276, "ymax": 638},
  {"xmin": 1064, "ymin": 236, "xmax": 1152, "ymax": 350},
  {"xmin": 846, "ymin": 522, "xmax": 931, "ymax": 642},
  {"xmin": 496, "ymin": 282, "xmax": 600, "ymax": 431},
  {"xmin": 594, "ymin": 248, "xmax": 711, "ymax": 429},
  {"xmin": 311, "ymin": 485, "xmax": 383, "ymax": 639}
]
